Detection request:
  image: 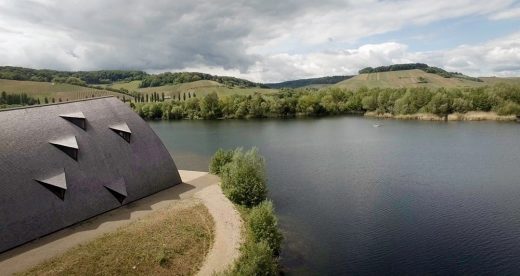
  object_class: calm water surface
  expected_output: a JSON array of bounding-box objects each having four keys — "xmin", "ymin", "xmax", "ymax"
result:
[{"xmin": 149, "ymin": 117, "xmax": 520, "ymax": 275}]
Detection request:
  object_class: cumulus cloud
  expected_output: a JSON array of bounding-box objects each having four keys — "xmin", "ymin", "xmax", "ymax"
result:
[
  {"xmin": 490, "ymin": 6, "xmax": 520, "ymax": 20},
  {"xmin": 0, "ymin": 0, "xmax": 518, "ymax": 82},
  {"xmin": 245, "ymin": 33, "xmax": 520, "ymax": 82},
  {"xmin": 413, "ymin": 32, "xmax": 520, "ymax": 77}
]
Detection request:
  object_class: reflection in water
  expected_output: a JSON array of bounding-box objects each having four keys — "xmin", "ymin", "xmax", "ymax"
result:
[{"xmin": 150, "ymin": 117, "xmax": 520, "ymax": 275}]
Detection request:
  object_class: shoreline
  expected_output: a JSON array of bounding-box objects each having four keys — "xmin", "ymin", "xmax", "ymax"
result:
[{"xmin": 364, "ymin": 111, "xmax": 518, "ymax": 122}]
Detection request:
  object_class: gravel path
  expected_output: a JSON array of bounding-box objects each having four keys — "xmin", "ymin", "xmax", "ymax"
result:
[{"xmin": 196, "ymin": 184, "xmax": 243, "ymax": 276}]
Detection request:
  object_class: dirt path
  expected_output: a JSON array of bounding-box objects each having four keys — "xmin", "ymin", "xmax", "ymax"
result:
[
  {"xmin": 196, "ymin": 185, "xmax": 243, "ymax": 276},
  {"xmin": 0, "ymin": 170, "xmax": 242, "ymax": 276}
]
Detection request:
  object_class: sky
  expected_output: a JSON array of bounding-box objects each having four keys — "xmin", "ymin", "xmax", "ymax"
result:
[{"xmin": 0, "ymin": 0, "xmax": 519, "ymax": 83}]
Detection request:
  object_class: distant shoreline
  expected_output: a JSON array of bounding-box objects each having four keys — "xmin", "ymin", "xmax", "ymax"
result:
[{"xmin": 364, "ymin": 111, "xmax": 518, "ymax": 122}]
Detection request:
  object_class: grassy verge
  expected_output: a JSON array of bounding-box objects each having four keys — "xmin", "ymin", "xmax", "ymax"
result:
[{"xmin": 19, "ymin": 203, "xmax": 214, "ymax": 276}]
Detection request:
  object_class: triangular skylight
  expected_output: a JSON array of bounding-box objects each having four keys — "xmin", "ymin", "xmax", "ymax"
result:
[
  {"xmin": 60, "ymin": 112, "xmax": 86, "ymax": 130},
  {"xmin": 49, "ymin": 136, "xmax": 79, "ymax": 160},
  {"xmin": 104, "ymin": 178, "xmax": 128, "ymax": 204},
  {"xmin": 35, "ymin": 171, "xmax": 67, "ymax": 200},
  {"xmin": 109, "ymin": 122, "xmax": 132, "ymax": 143}
]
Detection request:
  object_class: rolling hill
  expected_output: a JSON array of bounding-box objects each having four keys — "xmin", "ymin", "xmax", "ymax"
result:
[
  {"xmin": 334, "ymin": 69, "xmax": 486, "ymax": 90},
  {"xmin": 1, "ymin": 65, "xmax": 519, "ymax": 108},
  {"xmin": 104, "ymin": 79, "xmax": 278, "ymax": 98},
  {"xmin": 480, "ymin": 77, "xmax": 520, "ymax": 86},
  {"xmin": 0, "ymin": 79, "xmax": 131, "ymax": 101},
  {"xmin": 265, "ymin": 75, "xmax": 353, "ymax": 89}
]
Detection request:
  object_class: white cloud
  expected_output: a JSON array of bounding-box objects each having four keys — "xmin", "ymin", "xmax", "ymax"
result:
[
  {"xmin": 0, "ymin": 0, "xmax": 518, "ymax": 82},
  {"xmin": 490, "ymin": 6, "xmax": 520, "ymax": 20},
  {"xmin": 210, "ymin": 33, "xmax": 520, "ymax": 82}
]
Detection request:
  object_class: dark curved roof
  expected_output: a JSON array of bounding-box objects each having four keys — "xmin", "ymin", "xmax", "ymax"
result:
[{"xmin": 0, "ymin": 97, "xmax": 181, "ymax": 252}]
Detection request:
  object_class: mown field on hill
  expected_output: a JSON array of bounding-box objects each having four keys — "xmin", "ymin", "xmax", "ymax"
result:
[
  {"xmin": 334, "ymin": 69, "xmax": 486, "ymax": 90},
  {"xmin": 0, "ymin": 79, "xmax": 131, "ymax": 102},
  {"xmin": 104, "ymin": 79, "xmax": 278, "ymax": 99},
  {"xmin": 479, "ymin": 77, "xmax": 520, "ymax": 86}
]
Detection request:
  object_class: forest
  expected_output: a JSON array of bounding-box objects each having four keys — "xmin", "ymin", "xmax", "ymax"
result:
[
  {"xmin": 132, "ymin": 83, "xmax": 520, "ymax": 120},
  {"xmin": 0, "ymin": 66, "xmax": 147, "ymax": 84}
]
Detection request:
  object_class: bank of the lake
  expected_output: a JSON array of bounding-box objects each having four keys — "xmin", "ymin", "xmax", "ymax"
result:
[
  {"xmin": 134, "ymin": 83, "xmax": 520, "ymax": 122},
  {"xmin": 150, "ymin": 116, "xmax": 520, "ymax": 275},
  {"xmin": 365, "ymin": 111, "xmax": 518, "ymax": 121}
]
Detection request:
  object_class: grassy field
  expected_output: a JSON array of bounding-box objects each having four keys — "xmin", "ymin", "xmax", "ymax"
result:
[
  {"xmin": 104, "ymin": 80, "xmax": 142, "ymax": 91},
  {"xmin": 0, "ymin": 79, "xmax": 131, "ymax": 101},
  {"xmin": 480, "ymin": 76, "xmax": 520, "ymax": 86},
  {"xmin": 334, "ymin": 69, "xmax": 485, "ymax": 90},
  {"xmin": 20, "ymin": 203, "xmax": 214, "ymax": 276},
  {"xmin": 106, "ymin": 80, "xmax": 278, "ymax": 98}
]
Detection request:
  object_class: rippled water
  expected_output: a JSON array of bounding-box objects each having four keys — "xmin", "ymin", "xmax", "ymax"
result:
[{"xmin": 149, "ymin": 117, "xmax": 520, "ymax": 275}]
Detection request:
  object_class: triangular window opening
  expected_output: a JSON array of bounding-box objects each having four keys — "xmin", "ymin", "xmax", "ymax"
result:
[
  {"xmin": 38, "ymin": 182, "xmax": 66, "ymax": 200},
  {"xmin": 109, "ymin": 123, "xmax": 132, "ymax": 143},
  {"xmin": 35, "ymin": 172, "xmax": 67, "ymax": 200},
  {"xmin": 49, "ymin": 136, "xmax": 79, "ymax": 161},
  {"xmin": 104, "ymin": 178, "xmax": 128, "ymax": 204},
  {"xmin": 117, "ymin": 130, "xmax": 131, "ymax": 143},
  {"xmin": 107, "ymin": 189, "xmax": 126, "ymax": 204},
  {"xmin": 60, "ymin": 112, "xmax": 86, "ymax": 130},
  {"xmin": 53, "ymin": 144, "xmax": 78, "ymax": 160},
  {"xmin": 66, "ymin": 117, "xmax": 86, "ymax": 130}
]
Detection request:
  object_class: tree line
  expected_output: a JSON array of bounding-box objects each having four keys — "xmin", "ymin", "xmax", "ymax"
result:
[
  {"xmin": 0, "ymin": 91, "xmax": 39, "ymax": 107},
  {"xmin": 0, "ymin": 66, "xmax": 147, "ymax": 84},
  {"xmin": 359, "ymin": 63, "xmax": 429, "ymax": 74},
  {"xmin": 132, "ymin": 83, "xmax": 520, "ymax": 120}
]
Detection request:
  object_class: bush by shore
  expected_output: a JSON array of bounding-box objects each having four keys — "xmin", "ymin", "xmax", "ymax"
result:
[{"xmin": 210, "ymin": 147, "xmax": 283, "ymax": 275}]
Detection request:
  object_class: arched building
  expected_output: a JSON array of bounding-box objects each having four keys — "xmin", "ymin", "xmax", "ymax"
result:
[{"xmin": 0, "ymin": 97, "xmax": 182, "ymax": 252}]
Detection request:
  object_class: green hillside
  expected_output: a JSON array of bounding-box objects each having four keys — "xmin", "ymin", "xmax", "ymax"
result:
[
  {"xmin": 105, "ymin": 79, "xmax": 278, "ymax": 99},
  {"xmin": 480, "ymin": 77, "xmax": 520, "ymax": 86},
  {"xmin": 265, "ymin": 75, "xmax": 353, "ymax": 89},
  {"xmin": 334, "ymin": 69, "xmax": 485, "ymax": 90},
  {"xmin": 138, "ymin": 80, "xmax": 277, "ymax": 98}
]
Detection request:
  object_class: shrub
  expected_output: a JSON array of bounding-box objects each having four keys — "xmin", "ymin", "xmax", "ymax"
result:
[
  {"xmin": 227, "ymin": 240, "xmax": 278, "ymax": 276},
  {"xmin": 209, "ymin": 148, "xmax": 234, "ymax": 175},
  {"xmin": 170, "ymin": 105, "xmax": 184, "ymax": 119},
  {"xmin": 221, "ymin": 148, "xmax": 267, "ymax": 207},
  {"xmin": 248, "ymin": 201, "xmax": 283, "ymax": 256},
  {"xmin": 497, "ymin": 101, "xmax": 520, "ymax": 116}
]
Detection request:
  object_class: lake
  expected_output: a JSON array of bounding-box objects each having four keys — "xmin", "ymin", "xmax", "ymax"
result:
[{"xmin": 149, "ymin": 116, "xmax": 520, "ymax": 275}]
